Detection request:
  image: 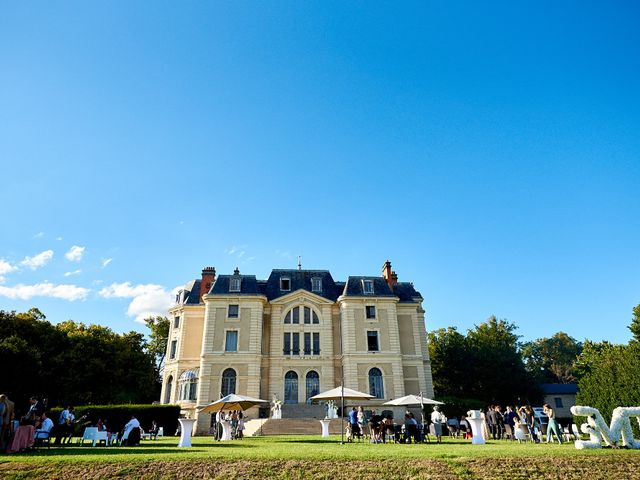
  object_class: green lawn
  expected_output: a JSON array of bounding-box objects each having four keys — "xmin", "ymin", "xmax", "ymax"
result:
[{"xmin": 2, "ymin": 436, "xmax": 640, "ymax": 479}]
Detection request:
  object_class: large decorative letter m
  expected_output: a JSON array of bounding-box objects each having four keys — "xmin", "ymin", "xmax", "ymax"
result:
[{"xmin": 571, "ymin": 405, "xmax": 640, "ymax": 449}]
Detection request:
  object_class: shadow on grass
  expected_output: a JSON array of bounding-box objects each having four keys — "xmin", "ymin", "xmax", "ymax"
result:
[{"xmin": 21, "ymin": 443, "xmax": 256, "ymax": 457}]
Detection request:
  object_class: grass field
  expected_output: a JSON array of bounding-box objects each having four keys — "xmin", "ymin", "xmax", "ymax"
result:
[{"xmin": 2, "ymin": 435, "xmax": 640, "ymax": 479}]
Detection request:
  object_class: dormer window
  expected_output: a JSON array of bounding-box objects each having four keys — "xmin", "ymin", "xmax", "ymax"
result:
[
  {"xmin": 176, "ymin": 290, "xmax": 184, "ymax": 304},
  {"xmin": 311, "ymin": 277, "xmax": 322, "ymax": 293},
  {"xmin": 363, "ymin": 279, "xmax": 374, "ymax": 295},
  {"xmin": 229, "ymin": 278, "xmax": 241, "ymax": 293},
  {"xmin": 280, "ymin": 277, "xmax": 291, "ymax": 291}
]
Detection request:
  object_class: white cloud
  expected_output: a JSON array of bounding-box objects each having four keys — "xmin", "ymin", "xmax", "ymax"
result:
[
  {"xmin": 101, "ymin": 258, "xmax": 113, "ymax": 268},
  {"xmin": 65, "ymin": 245, "xmax": 85, "ymax": 262},
  {"xmin": 99, "ymin": 282, "xmax": 174, "ymax": 323},
  {"xmin": 0, "ymin": 259, "xmax": 17, "ymax": 276},
  {"xmin": 55, "ymin": 237, "xmax": 63, "ymax": 241},
  {"xmin": 21, "ymin": 250, "xmax": 54, "ymax": 270},
  {"xmin": 0, "ymin": 276, "xmax": 5, "ymax": 284},
  {"xmin": 0, "ymin": 282, "xmax": 89, "ymax": 301},
  {"xmin": 226, "ymin": 245, "xmax": 247, "ymax": 255},
  {"xmin": 33, "ymin": 232, "xmax": 44, "ymax": 239},
  {"xmin": 64, "ymin": 269, "xmax": 82, "ymax": 277}
]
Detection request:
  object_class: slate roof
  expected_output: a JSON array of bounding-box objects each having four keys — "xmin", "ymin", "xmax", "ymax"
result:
[
  {"xmin": 393, "ymin": 282, "xmax": 423, "ymax": 303},
  {"xmin": 344, "ymin": 276, "xmax": 395, "ymax": 297},
  {"xmin": 209, "ymin": 275, "xmax": 261, "ymax": 296},
  {"xmin": 178, "ymin": 269, "xmax": 423, "ymax": 304},
  {"xmin": 541, "ymin": 383, "xmax": 578, "ymax": 395},
  {"xmin": 182, "ymin": 279, "xmax": 202, "ymax": 304},
  {"xmin": 264, "ymin": 269, "xmax": 340, "ymax": 301}
]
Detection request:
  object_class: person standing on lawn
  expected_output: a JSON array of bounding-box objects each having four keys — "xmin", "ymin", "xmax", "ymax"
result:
[{"xmin": 543, "ymin": 404, "xmax": 563, "ymax": 444}]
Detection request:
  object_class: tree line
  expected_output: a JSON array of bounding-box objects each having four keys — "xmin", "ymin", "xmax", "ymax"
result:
[
  {"xmin": 429, "ymin": 305, "xmax": 640, "ymax": 420},
  {"xmin": 0, "ymin": 309, "xmax": 166, "ymax": 410},
  {"xmin": 2, "ymin": 303, "xmax": 638, "ymax": 422}
]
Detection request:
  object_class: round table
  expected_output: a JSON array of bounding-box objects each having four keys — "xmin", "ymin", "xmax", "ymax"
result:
[
  {"xmin": 177, "ymin": 419, "xmax": 196, "ymax": 448},
  {"xmin": 466, "ymin": 410, "xmax": 486, "ymax": 445},
  {"xmin": 319, "ymin": 419, "xmax": 331, "ymax": 438},
  {"xmin": 220, "ymin": 420, "xmax": 232, "ymax": 441}
]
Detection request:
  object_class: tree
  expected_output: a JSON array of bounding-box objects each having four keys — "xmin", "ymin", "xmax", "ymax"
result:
[
  {"xmin": 427, "ymin": 327, "xmax": 473, "ymax": 398},
  {"xmin": 576, "ymin": 341, "xmax": 640, "ymax": 427},
  {"xmin": 521, "ymin": 332, "xmax": 582, "ymax": 384},
  {"xmin": 143, "ymin": 315, "xmax": 170, "ymax": 374},
  {"xmin": 427, "ymin": 316, "xmax": 539, "ymax": 409},
  {"xmin": 466, "ymin": 316, "xmax": 537, "ymax": 405},
  {"xmin": 629, "ymin": 303, "xmax": 640, "ymax": 342},
  {"xmin": 0, "ymin": 309, "xmax": 159, "ymax": 407}
]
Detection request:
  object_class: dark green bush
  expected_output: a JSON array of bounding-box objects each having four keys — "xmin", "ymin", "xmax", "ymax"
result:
[{"xmin": 48, "ymin": 404, "xmax": 181, "ymax": 436}]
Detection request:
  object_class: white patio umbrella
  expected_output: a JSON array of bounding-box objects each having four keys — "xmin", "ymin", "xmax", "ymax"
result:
[
  {"xmin": 310, "ymin": 387, "xmax": 375, "ymax": 401},
  {"xmin": 199, "ymin": 394, "xmax": 269, "ymax": 413},
  {"xmin": 383, "ymin": 393, "xmax": 444, "ymax": 429},
  {"xmin": 310, "ymin": 386, "xmax": 374, "ymax": 443},
  {"xmin": 383, "ymin": 394, "xmax": 444, "ymax": 406}
]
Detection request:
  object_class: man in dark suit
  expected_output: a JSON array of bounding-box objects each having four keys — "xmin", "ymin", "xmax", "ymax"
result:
[{"xmin": 25, "ymin": 396, "xmax": 44, "ymax": 423}]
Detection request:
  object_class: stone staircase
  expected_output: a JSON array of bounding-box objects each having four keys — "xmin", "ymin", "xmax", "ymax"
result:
[{"xmin": 249, "ymin": 418, "xmax": 346, "ymax": 436}]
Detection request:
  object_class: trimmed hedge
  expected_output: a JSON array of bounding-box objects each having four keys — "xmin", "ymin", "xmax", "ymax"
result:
[{"xmin": 48, "ymin": 404, "xmax": 181, "ymax": 436}]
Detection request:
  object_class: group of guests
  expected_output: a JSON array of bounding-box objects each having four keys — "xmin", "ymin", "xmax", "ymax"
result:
[
  {"xmin": 0, "ymin": 393, "xmax": 161, "ymax": 452},
  {"xmin": 212, "ymin": 410, "xmax": 245, "ymax": 440},
  {"xmin": 346, "ymin": 406, "xmax": 425, "ymax": 444},
  {"xmin": 481, "ymin": 403, "xmax": 563, "ymax": 443}
]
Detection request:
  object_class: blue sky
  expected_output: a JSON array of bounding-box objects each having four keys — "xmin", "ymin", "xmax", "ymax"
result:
[{"xmin": 0, "ymin": 1, "xmax": 638, "ymax": 344}]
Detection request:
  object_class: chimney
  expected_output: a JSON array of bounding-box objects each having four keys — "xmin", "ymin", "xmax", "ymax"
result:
[
  {"xmin": 382, "ymin": 260, "xmax": 398, "ymax": 291},
  {"xmin": 199, "ymin": 266, "xmax": 216, "ymax": 302}
]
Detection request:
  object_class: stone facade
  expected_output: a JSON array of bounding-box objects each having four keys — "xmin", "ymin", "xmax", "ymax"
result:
[{"xmin": 161, "ymin": 261, "xmax": 434, "ymax": 434}]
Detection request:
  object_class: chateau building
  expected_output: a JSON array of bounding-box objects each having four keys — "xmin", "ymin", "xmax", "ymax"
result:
[{"xmin": 161, "ymin": 261, "xmax": 434, "ymax": 434}]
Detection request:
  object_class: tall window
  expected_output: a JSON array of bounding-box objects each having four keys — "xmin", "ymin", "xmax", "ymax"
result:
[
  {"xmin": 164, "ymin": 376, "xmax": 173, "ymax": 404},
  {"xmin": 283, "ymin": 333, "xmax": 291, "ymax": 355},
  {"xmin": 170, "ymin": 340, "xmax": 177, "ymax": 359},
  {"xmin": 304, "ymin": 332, "xmax": 311, "ymax": 355},
  {"xmin": 228, "ymin": 305, "xmax": 239, "ymax": 318},
  {"xmin": 174, "ymin": 316, "xmax": 180, "ymax": 328},
  {"xmin": 179, "ymin": 369, "xmax": 198, "ymax": 401},
  {"xmin": 367, "ymin": 331, "xmax": 379, "ymax": 352},
  {"xmin": 284, "ymin": 371, "xmax": 298, "ymax": 404},
  {"xmin": 292, "ymin": 332, "xmax": 300, "ymax": 355},
  {"xmin": 305, "ymin": 371, "xmax": 320, "ymax": 402},
  {"xmin": 221, "ymin": 368, "xmax": 236, "ymax": 396},
  {"xmin": 311, "ymin": 277, "xmax": 322, "ymax": 293},
  {"xmin": 225, "ymin": 331, "xmax": 238, "ymax": 352},
  {"xmin": 284, "ymin": 332, "xmax": 301, "ymax": 355},
  {"xmin": 363, "ymin": 279, "xmax": 374, "ymax": 294},
  {"xmin": 303, "ymin": 333, "xmax": 320, "ymax": 355},
  {"xmin": 365, "ymin": 306, "xmax": 376, "ymax": 319},
  {"xmin": 313, "ymin": 332, "xmax": 320, "ymax": 355},
  {"xmin": 369, "ymin": 367, "xmax": 384, "ymax": 399}
]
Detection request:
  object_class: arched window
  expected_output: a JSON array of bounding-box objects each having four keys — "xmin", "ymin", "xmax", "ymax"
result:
[
  {"xmin": 164, "ymin": 375, "xmax": 173, "ymax": 404},
  {"xmin": 305, "ymin": 371, "xmax": 319, "ymax": 403},
  {"xmin": 368, "ymin": 367, "xmax": 384, "ymax": 399},
  {"xmin": 284, "ymin": 370, "xmax": 298, "ymax": 404},
  {"xmin": 221, "ymin": 368, "xmax": 236, "ymax": 397},
  {"xmin": 283, "ymin": 306, "xmax": 319, "ymax": 324},
  {"xmin": 178, "ymin": 369, "xmax": 199, "ymax": 401}
]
